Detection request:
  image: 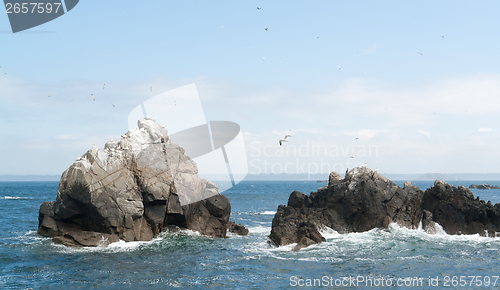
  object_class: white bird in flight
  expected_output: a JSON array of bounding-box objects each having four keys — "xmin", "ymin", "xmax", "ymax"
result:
[
  {"xmin": 103, "ymin": 83, "xmax": 105, "ymax": 89},
  {"xmin": 350, "ymin": 153, "xmax": 355, "ymax": 158},
  {"xmin": 265, "ymin": 27, "xmax": 268, "ymax": 31},
  {"xmin": 91, "ymin": 94, "xmax": 95, "ymax": 101},
  {"xmin": 279, "ymin": 134, "xmax": 291, "ymax": 146}
]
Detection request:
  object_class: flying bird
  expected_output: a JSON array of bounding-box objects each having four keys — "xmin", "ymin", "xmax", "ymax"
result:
[
  {"xmin": 418, "ymin": 52, "xmax": 423, "ymax": 56},
  {"xmin": 103, "ymin": 83, "xmax": 105, "ymax": 89},
  {"xmin": 338, "ymin": 66, "xmax": 341, "ymax": 70},
  {"xmin": 150, "ymin": 86, "xmax": 152, "ymax": 92},
  {"xmin": 112, "ymin": 104, "xmax": 115, "ymax": 107},
  {"xmin": 265, "ymin": 27, "xmax": 268, "ymax": 31},
  {"xmin": 257, "ymin": 7, "xmax": 261, "ymax": 10},
  {"xmin": 350, "ymin": 153, "xmax": 355, "ymax": 158},
  {"xmin": 279, "ymin": 134, "xmax": 291, "ymax": 146},
  {"xmin": 91, "ymin": 94, "xmax": 95, "ymax": 101}
]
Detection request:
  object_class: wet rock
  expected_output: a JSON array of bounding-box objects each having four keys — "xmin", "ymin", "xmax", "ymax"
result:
[
  {"xmin": 269, "ymin": 168, "xmax": 500, "ymax": 248},
  {"xmin": 38, "ymin": 118, "xmax": 231, "ymax": 247}
]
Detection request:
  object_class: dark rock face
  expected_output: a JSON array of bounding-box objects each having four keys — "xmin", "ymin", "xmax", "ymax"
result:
[
  {"xmin": 269, "ymin": 167, "xmax": 500, "ymax": 249},
  {"xmin": 422, "ymin": 180, "xmax": 500, "ymax": 235},
  {"xmin": 227, "ymin": 221, "xmax": 249, "ymax": 236},
  {"xmin": 37, "ymin": 119, "xmax": 242, "ymax": 247}
]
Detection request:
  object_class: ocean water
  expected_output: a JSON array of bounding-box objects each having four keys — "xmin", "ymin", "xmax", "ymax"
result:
[{"xmin": 1, "ymin": 180, "xmax": 500, "ymax": 289}]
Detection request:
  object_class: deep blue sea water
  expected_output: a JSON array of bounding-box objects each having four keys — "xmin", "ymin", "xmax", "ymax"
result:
[{"xmin": 1, "ymin": 180, "xmax": 500, "ymax": 289}]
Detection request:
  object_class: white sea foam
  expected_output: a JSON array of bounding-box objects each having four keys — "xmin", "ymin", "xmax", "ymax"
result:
[
  {"xmin": 237, "ymin": 210, "xmax": 276, "ymax": 216},
  {"xmin": 247, "ymin": 225, "xmax": 270, "ymax": 234},
  {"xmin": 2, "ymin": 196, "xmax": 32, "ymax": 200},
  {"xmin": 49, "ymin": 227, "xmax": 206, "ymax": 253},
  {"xmin": 318, "ymin": 225, "xmax": 339, "ymax": 239}
]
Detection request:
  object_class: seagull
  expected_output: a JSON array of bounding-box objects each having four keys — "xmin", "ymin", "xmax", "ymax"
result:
[
  {"xmin": 355, "ymin": 137, "xmax": 359, "ymax": 140},
  {"xmin": 112, "ymin": 104, "xmax": 115, "ymax": 107},
  {"xmin": 317, "ymin": 36, "xmax": 319, "ymax": 38},
  {"xmin": 265, "ymin": 27, "xmax": 268, "ymax": 31},
  {"xmin": 263, "ymin": 57, "xmax": 265, "ymax": 61},
  {"xmin": 91, "ymin": 94, "xmax": 95, "ymax": 101},
  {"xmin": 279, "ymin": 134, "xmax": 291, "ymax": 146},
  {"xmin": 418, "ymin": 52, "xmax": 423, "ymax": 56},
  {"xmin": 350, "ymin": 153, "xmax": 355, "ymax": 158},
  {"xmin": 338, "ymin": 66, "xmax": 341, "ymax": 70},
  {"xmin": 48, "ymin": 95, "xmax": 50, "ymax": 97},
  {"xmin": 256, "ymin": 7, "xmax": 261, "ymax": 10},
  {"xmin": 375, "ymin": 167, "xmax": 379, "ymax": 173},
  {"xmin": 150, "ymin": 86, "xmax": 152, "ymax": 92},
  {"xmin": 174, "ymin": 100, "xmax": 177, "ymax": 106},
  {"xmin": 442, "ymin": 35, "xmax": 445, "ymax": 38},
  {"xmin": 71, "ymin": 99, "xmax": 75, "ymax": 102},
  {"xmin": 103, "ymin": 83, "xmax": 105, "ymax": 89}
]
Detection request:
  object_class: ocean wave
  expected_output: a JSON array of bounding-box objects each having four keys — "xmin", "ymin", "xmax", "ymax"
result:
[
  {"xmin": 2, "ymin": 196, "xmax": 33, "ymax": 200},
  {"xmin": 233, "ymin": 210, "xmax": 276, "ymax": 216},
  {"xmin": 259, "ymin": 211, "xmax": 276, "ymax": 215},
  {"xmin": 49, "ymin": 227, "xmax": 207, "ymax": 254},
  {"xmin": 247, "ymin": 225, "xmax": 271, "ymax": 235}
]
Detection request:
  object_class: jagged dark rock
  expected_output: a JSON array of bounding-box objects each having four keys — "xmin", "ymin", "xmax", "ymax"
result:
[
  {"xmin": 37, "ymin": 118, "xmax": 245, "ymax": 247},
  {"xmin": 269, "ymin": 167, "xmax": 500, "ymax": 249},
  {"xmin": 469, "ymin": 183, "xmax": 500, "ymax": 189},
  {"xmin": 227, "ymin": 221, "xmax": 249, "ymax": 236}
]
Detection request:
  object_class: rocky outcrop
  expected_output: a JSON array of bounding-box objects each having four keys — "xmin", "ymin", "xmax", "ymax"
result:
[
  {"xmin": 269, "ymin": 167, "xmax": 500, "ymax": 250},
  {"xmin": 38, "ymin": 118, "xmax": 245, "ymax": 247},
  {"xmin": 469, "ymin": 183, "xmax": 500, "ymax": 189},
  {"xmin": 227, "ymin": 221, "xmax": 249, "ymax": 236}
]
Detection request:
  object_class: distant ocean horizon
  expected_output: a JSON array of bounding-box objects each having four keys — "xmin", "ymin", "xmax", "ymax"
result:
[
  {"xmin": 3, "ymin": 172, "xmax": 500, "ymax": 182},
  {"xmin": 1, "ymin": 180, "xmax": 500, "ymax": 289}
]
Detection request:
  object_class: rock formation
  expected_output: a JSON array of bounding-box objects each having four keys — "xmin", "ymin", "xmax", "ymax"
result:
[
  {"xmin": 469, "ymin": 183, "xmax": 500, "ymax": 189},
  {"xmin": 38, "ymin": 118, "xmax": 245, "ymax": 247},
  {"xmin": 269, "ymin": 167, "xmax": 500, "ymax": 250}
]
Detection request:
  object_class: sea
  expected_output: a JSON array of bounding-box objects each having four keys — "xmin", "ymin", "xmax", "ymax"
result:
[{"xmin": 1, "ymin": 180, "xmax": 500, "ymax": 289}]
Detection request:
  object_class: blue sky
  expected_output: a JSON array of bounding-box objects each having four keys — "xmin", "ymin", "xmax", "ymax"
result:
[{"xmin": 1, "ymin": 1, "xmax": 500, "ymax": 175}]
